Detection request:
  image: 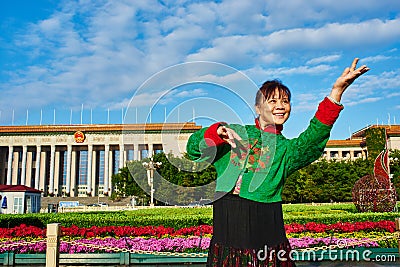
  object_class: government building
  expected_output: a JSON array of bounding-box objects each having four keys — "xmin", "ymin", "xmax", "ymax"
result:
[
  {"xmin": 0, "ymin": 123, "xmax": 399, "ymax": 197},
  {"xmin": 0, "ymin": 123, "xmax": 200, "ymax": 197}
]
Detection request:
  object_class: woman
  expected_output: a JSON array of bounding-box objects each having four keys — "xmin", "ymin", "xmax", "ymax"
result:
[{"xmin": 186, "ymin": 58, "xmax": 369, "ymax": 266}]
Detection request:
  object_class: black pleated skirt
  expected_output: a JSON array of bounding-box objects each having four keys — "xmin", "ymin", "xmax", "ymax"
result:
[{"xmin": 207, "ymin": 193, "xmax": 296, "ymax": 267}]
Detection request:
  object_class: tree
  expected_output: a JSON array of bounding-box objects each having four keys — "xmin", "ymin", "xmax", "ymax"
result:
[
  {"xmin": 365, "ymin": 127, "xmax": 387, "ymax": 160},
  {"xmin": 111, "ymin": 162, "xmax": 149, "ymax": 203},
  {"xmin": 282, "ymin": 158, "xmax": 374, "ymax": 203},
  {"xmin": 111, "ymin": 152, "xmax": 217, "ymax": 205}
]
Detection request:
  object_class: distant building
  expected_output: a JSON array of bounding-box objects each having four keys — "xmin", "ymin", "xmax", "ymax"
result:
[
  {"xmin": 325, "ymin": 125, "xmax": 400, "ymax": 161},
  {"xmin": 0, "ymin": 123, "xmax": 201, "ymax": 197},
  {"xmin": 0, "ymin": 123, "xmax": 399, "ymax": 197},
  {"xmin": 0, "ymin": 185, "xmax": 41, "ymax": 214}
]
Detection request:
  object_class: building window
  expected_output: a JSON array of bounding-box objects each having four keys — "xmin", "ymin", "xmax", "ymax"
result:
[
  {"xmin": 26, "ymin": 196, "xmax": 32, "ymax": 213},
  {"xmin": 141, "ymin": 150, "xmax": 148, "ymax": 159},
  {"xmin": 13, "ymin": 197, "xmax": 23, "ymax": 214},
  {"xmin": 154, "ymin": 144, "xmax": 163, "ymax": 154},
  {"xmin": 98, "ymin": 151, "xmax": 104, "ymax": 185},
  {"xmin": 113, "ymin": 150, "xmax": 120, "ymax": 174},
  {"xmin": 342, "ymin": 151, "xmax": 350, "ymax": 159},
  {"xmin": 31, "ymin": 168, "xmax": 35, "ymax": 187},
  {"xmin": 17, "ymin": 168, "xmax": 21, "ymax": 184},
  {"xmin": 62, "ymin": 151, "xmax": 67, "ymax": 185},
  {"xmin": 78, "ymin": 151, "xmax": 88, "ymax": 185},
  {"xmin": 127, "ymin": 150, "xmax": 134, "ymax": 161},
  {"xmin": 30, "ymin": 195, "xmax": 39, "ymax": 213}
]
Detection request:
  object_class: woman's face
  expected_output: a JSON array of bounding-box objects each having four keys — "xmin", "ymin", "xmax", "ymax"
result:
[{"xmin": 255, "ymin": 88, "xmax": 291, "ymax": 127}]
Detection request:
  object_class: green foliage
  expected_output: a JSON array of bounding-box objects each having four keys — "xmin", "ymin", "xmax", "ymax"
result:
[
  {"xmin": 111, "ymin": 163, "xmax": 149, "ymax": 201},
  {"xmin": 1, "ymin": 204, "xmax": 399, "ymax": 228},
  {"xmin": 114, "ymin": 151, "xmax": 398, "ymax": 205},
  {"xmin": 112, "ymin": 152, "xmax": 217, "ymax": 205},
  {"xmin": 282, "ymin": 158, "xmax": 374, "ymax": 203},
  {"xmin": 365, "ymin": 127, "xmax": 387, "ymax": 160}
]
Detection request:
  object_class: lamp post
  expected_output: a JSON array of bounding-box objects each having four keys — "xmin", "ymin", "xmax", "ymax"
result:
[{"xmin": 142, "ymin": 158, "xmax": 162, "ymax": 207}]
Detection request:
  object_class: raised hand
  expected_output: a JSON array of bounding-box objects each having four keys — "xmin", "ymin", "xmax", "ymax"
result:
[{"xmin": 330, "ymin": 58, "xmax": 370, "ymax": 102}]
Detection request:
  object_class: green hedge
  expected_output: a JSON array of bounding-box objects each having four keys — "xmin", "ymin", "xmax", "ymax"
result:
[
  {"xmin": 0, "ymin": 208, "xmax": 213, "ymax": 228},
  {"xmin": 1, "ymin": 204, "xmax": 399, "ymax": 229}
]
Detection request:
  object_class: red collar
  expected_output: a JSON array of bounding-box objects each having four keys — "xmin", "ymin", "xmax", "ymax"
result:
[{"xmin": 255, "ymin": 118, "xmax": 283, "ymax": 134}]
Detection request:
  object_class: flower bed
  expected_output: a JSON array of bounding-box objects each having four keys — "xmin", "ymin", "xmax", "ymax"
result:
[{"xmin": 0, "ymin": 221, "xmax": 396, "ymax": 254}]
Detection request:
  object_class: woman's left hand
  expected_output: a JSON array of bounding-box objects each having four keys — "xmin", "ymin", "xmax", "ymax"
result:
[{"xmin": 330, "ymin": 58, "xmax": 370, "ymax": 102}]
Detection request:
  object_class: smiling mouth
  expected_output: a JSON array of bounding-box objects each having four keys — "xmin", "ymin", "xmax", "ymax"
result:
[{"xmin": 273, "ymin": 113, "xmax": 285, "ymax": 117}]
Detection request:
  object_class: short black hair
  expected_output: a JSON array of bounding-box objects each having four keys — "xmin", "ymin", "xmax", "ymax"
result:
[{"xmin": 255, "ymin": 79, "xmax": 291, "ymax": 105}]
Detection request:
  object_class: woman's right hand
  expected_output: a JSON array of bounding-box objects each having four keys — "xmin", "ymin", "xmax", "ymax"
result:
[{"xmin": 217, "ymin": 125, "xmax": 242, "ymax": 148}]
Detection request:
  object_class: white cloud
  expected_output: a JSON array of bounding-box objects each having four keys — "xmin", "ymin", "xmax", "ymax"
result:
[
  {"xmin": 291, "ymin": 93, "xmax": 321, "ymax": 112},
  {"xmin": 306, "ymin": 55, "xmax": 341, "ymax": 65},
  {"xmin": 388, "ymin": 92, "xmax": 400, "ymax": 98},
  {"xmin": 38, "ymin": 17, "xmax": 61, "ymax": 33},
  {"xmin": 339, "ymin": 69, "xmax": 400, "ymax": 106},
  {"xmin": 250, "ymin": 64, "xmax": 334, "ymax": 78},
  {"xmin": 1, "ymin": 0, "xmax": 400, "ymax": 127},
  {"xmin": 263, "ymin": 0, "xmax": 400, "ymax": 31},
  {"xmin": 264, "ymin": 19, "xmax": 400, "ymax": 51},
  {"xmin": 345, "ymin": 97, "xmax": 383, "ymax": 107},
  {"xmin": 361, "ymin": 55, "xmax": 391, "ymax": 63}
]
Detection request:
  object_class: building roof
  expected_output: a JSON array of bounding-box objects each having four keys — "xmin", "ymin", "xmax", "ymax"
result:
[
  {"xmin": 326, "ymin": 139, "xmax": 364, "ymax": 147},
  {"xmin": 351, "ymin": 125, "xmax": 400, "ymax": 138},
  {"xmin": 0, "ymin": 185, "xmax": 42, "ymax": 193},
  {"xmin": 0, "ymin": 122, "xmax": 202, "ymax": 134}
]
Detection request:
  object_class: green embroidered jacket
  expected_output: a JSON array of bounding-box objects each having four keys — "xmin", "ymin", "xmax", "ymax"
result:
[{"xmin": 186, "ymin": 97, "xmax": 343, "ymax": 203}]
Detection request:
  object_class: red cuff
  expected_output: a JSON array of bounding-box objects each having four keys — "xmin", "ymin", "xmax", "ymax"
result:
[
  {"xmin": 204, "ymin": 122, "xmax": 227, "ymax": 146},
  {"xmin": 315, "ymin": 97, "xmax": 344, "ymax": 125}
]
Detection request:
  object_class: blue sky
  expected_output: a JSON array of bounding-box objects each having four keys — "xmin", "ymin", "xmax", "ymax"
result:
[{"xmin": 0, "ymin": 0, "xmax": 400, "ymax": 140}]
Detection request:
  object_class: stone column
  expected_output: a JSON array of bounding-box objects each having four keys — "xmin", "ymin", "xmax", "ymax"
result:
[
  {"xmin": 26, "ymin": 151, "xmax": 33, "ymax": 187},
  {"xmin": 12, "ymin": 151, "xmax": 19, "ymax": 185},
  {"xmin": 91, "ymin": 150, "xmax": 97, "ymax": 196},
  {"xmin": 362, "ymin": 149, "xmax": 367, "ymax": 160},
  {"xmin": 46, "ymin": 223, "xmax": 60, "ymax": 267},
  {"xmin": 6, "ymin": 145, "xmax": 13, "ymax": 185},
  {"xmin": 65, "ymin": 145, "xmax": 72, "ymax": 195},
  {"xmin": 21, "ymin": 145, "xmax": 27, "ymax": 185},
  {"xmin": 103, "ymin": 144, "xmax": 109, "ymax": 195},
  {"xmin": 133, "ymin": 144, "xmax": 138, "ymax": 161},
  {"xmin": 34, "ymin": 146, "xmax": 41, "ymax": 190},
  {"xmin": 39, "ymin": 151, "xmax": 46, "ymax": 193},
  {"xmin": 326, "ymin": 150, "xmax": 331, "ymax": 160},
  {"xmin": 87, "ymin": 145, "xmax": 93, "ymax": 195},
  {"xmin": 70, "ymin": 150, "xmax": 77, "ymax": 197},
  {"xmin": 54, "ymin": 151, "xmax": 60, "ymax": 196},
  {"xmin": 48, "ymin": 145, "xmax": 56, "ymax": 194},
  {"xmin": 108, "ymin": 149, "xmax": 113, "ymax": 194},
  {"xmin": 119, "ymin": 143, "xmax": 125, "ymax": 169},
  {"xmin": 148, "ymin": 143, "xmax": 154, "ymax": 158},
  {"xmin": 124, "ymin": 150, "xmax": 128, "ymax": 164}
]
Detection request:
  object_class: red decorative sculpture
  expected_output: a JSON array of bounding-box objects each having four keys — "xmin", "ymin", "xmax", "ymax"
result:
[{"xmin": 352, "ymin": 150, "xmax": 397, "ymax": 212}]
